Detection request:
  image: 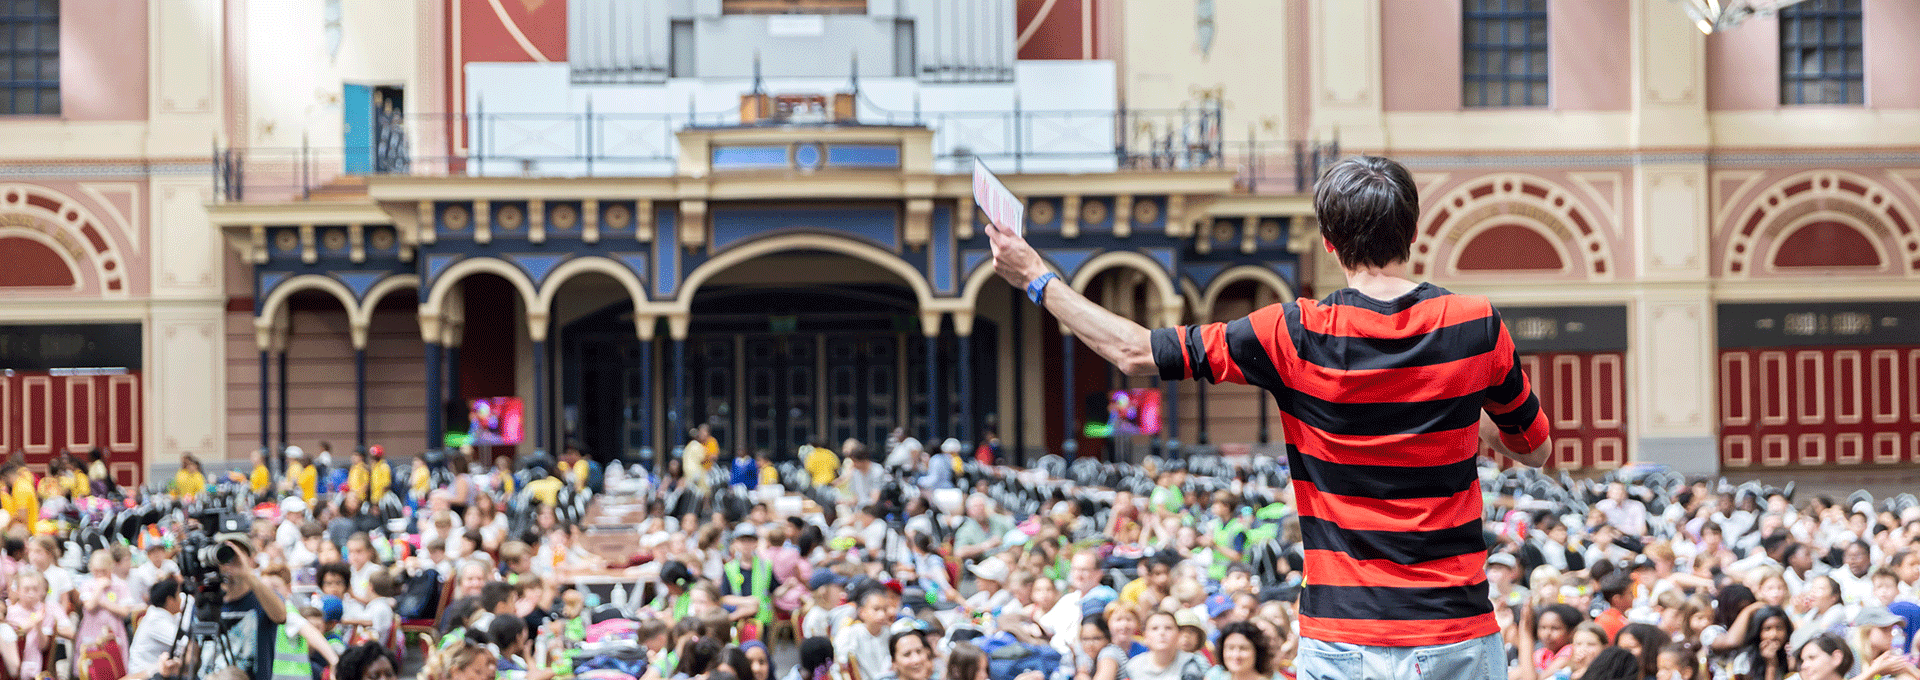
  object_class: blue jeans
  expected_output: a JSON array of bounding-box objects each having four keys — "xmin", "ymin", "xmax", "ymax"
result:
[{"xmin": 1296, "ymin": 632, "xmax": 1505, "ymax": 680}]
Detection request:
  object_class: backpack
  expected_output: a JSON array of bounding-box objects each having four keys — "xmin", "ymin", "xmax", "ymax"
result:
[
  {"xmin": 395, "ymin": 568, "xmax": 442, "ymax": 619},
  {"xmin": 977, "ymin": 632, "xmax": 1063, "ymax": 680}
]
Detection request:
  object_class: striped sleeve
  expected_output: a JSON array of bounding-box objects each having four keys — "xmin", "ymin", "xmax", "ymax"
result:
[
  {"xmin": 1483, "ymin": 309, "xmax": 1550, "ymax": 454},
  {"xmin": 1149, "ymin": 305, "xmax": 1288, "ymax": 391}
]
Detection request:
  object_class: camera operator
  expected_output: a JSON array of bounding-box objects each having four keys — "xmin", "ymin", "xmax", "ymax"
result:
[{"xmin": 216, "ymin": 537, "xmax": 288, "ymax": 680}]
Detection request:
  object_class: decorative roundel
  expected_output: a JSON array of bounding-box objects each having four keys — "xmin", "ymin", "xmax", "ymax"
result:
[
  {"xmin": 1081, "ymin": 200, "xmax": 1109, "ymax": 225},
  {"xmin": 497, "ymin": 205, "xmax": 525, "ymax": 231},
  {"xmin": 274, "ymin": 230, "xmax": 299, "ymax": 252},
  {"xmin": 2, "ymin": 190, "xmax": 18, "ymax": 205},
  {"xmin": 442, "ymin": 205, "xmax": 470, "ymax": 231},
  {"xmin": 369, "ymin": 228, "xmax": 396, "ymax": 250},
  {"xmin": 794, "ymin": 143, "xmax": 824, "ymax": 171},
  {"xmin": 550, "ymin": 204, "xmax": 579, "ymax": 230},
  {"xmin": 604, "ymin": 204, "xmax": 633, "ymax": 229},
  {"xmin": 1212, "ymin": 220, "xmax": 1236, "ymax": 242},
  {"xmin": 1132, "ymin": 199, "xmax": 1160, "ymax": 225},
  {"xmin": 1029, "ymin": 200, "xmax": 1056, "ymax": 226},
  {"xmin": 1258, "ymin": 219, "xmax": 1283, "ymax": 242},
  {"xmin": 322, "ymin": 229, "xmax": 347, "ymax": 250}
]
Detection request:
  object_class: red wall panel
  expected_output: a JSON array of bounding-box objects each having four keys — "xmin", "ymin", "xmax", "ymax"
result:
[
  {"xmin": 1720, "ymin": 345, "xmax": 1920, "ymax": 467},
  {"xmin": 1490, "ymin": 352, "xmax": 1628, "ymax": 470},
  {"xmin": 0, "ymin": 372, "xmax": 142, "ymax": 485}
]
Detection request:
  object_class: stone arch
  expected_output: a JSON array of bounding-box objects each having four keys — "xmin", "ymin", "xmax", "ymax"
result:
[
  {"xmin": 1070, "ymin": 251, "xmax": 1183, "ymax": 328},
  {"xmin": 1414, "ymin": 174, "xmax": 1614, "ymax": 280},
  {"xmin": 535, "ymin": 256, "xmax": 649, "ymax": 320},
  {"xmin": 422, "ymin": 257, "xmax": 542, "ymax": 325},
  {"xmin": 1725, "ymin": 170, "xmax": 1917, "ymax": 277},
  {"xmin": 256, "ymin": 274, "xmax": 361, "ymax": 349},
  {"xmin": 0, "ymin": 183, "xmax": 130, "ymax": 295},
  {"xmin": 350, "ymin": 274, "xmax": 422, "ymax": 335},
  {"xmin": 1199, "ymin": 265, "xmax": 1296, "ymax": 322},
  {"xmin": 677, "ymin": 233, "xmax": 937, "ymax": 315}
]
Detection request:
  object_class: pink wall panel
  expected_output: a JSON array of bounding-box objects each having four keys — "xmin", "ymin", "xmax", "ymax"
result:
[
  {"xmin": 1382, "ymin": 0, "xmax": 1462, "ymax": 112},
  {"xmin": 1706, "ymin": 15, "xmax": 1780, "ymax": 111},
  {"xmin": 1865, "ymin": 0, "xmax": 1920, "ymax": 108},
  {"xmin": 1547, "ymin": 0, "xmax": 1629, "ymax": 111},
  {"xmin": 60, "ymin": 0, "xmax": 149, "ymax": 121}
]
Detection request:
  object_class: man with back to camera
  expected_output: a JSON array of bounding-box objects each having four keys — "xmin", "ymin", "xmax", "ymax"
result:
[{"xmin": 987, "ymin": 155, "xmax": 1552, "ymax": 679}]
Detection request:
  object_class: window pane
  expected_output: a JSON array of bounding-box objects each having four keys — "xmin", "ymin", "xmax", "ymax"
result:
[
  {"xmin": 37, "ymin": 56, "xmax": 53, "ymax": 80},
  {"xmin": 1529, "ymin": 82, "xmax": 1547, "ymax": 106},
  {"xmin": 1846, "ymin": 48, "xmax": 1862, "ymax": 73},
  {"xmin": 1528, "ymin": 19, "xmax": 1547, "ymax": 44},
  {"xmin": 34, "ymin": 86, "xmax": 52, "ymax": 113}
]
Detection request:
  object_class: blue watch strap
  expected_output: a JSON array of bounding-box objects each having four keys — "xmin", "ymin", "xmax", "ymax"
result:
[{"xmin": 1026, "ymin": 272, "xmax": 1057, "ymax": 305}]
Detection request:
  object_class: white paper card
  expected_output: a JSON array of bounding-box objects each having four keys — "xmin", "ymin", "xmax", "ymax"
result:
[{"xmin": 972, "ymin": 158, "xmax": 1025, "ymax": 236}]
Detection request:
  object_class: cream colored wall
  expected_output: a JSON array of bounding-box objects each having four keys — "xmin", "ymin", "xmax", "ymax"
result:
[
  {"xmin": 1118, "ymin": 0, "xmax": 1295, "ymax": 140},
  {"xmin": 242, "ymin": 0, "xmax": 421, "ymax": 150}
]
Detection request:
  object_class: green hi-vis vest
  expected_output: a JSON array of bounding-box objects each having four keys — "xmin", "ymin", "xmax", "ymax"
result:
[
  {"xmin": 271, "ymin": 624, "xmax": 312, "ymax": 680},
  {"xmin": 725, "ymin": 557, "xmax": 775, "ymax": 627},
  {"xmin": 649, "ymin": 592, "xmax": 694, "ymax": 620}
]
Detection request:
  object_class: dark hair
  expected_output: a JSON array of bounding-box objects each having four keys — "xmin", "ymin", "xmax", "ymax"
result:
[
  {"xmin": 439, "ymin": 596, "xmax": 481, "ymax": 636},
  {"xmin": 1616, "ymin": 623, "xmax": 1666, "ymax": 680},
  {"xmin": 486, "ymin": 614, "xmax": 527, "ymax": 650},
  {"xmin": 1080, "ymin": 615, "xmax": 1111, "ymax": 642},
  {"xmin": 889, "ymin": 629, "xmax": 930, "ymax": 661},
  {"xmin": 1739, "ymin": 606, "xmax": 1794, "ymax": 673},
  {"xmin": 148, "ymin": 579, "xmax": 180, "ymax": 608},
  {"xmin": 947, "ymin": 642, "xmax": 988, "ymax": 680},
  {"xmin": 720, "ymin": 647, "xmax": 753, "ymax": 680},
  {"xmin": 1534, "ymin": 603, "xmax": 1585, "ymax": 636},
  {"xmin": 1215, "ymin": 621, "xmax": 1275, "ymax": 675},
  {"xmin": 317, "ymin": 562, "xmax": 352, "ymax": 589},
  {"xmin": 480, "ymin": 581, "xmax": 514, "ymax": 611},
  {"xmin": 1715, "ymin": 584, "xmax": 1756, "ymax": 628},
  {"xmin": 1583, "ymin": 646, "xmax": 1643, "ymax": 680},
  {"xmin": 1598, "ymin": 572, "xmax": 1633, "ymax": 605},
  {"xmin": 1799, "ymin": 632, "xmax": 1854, "ymax": 675},
  {"xmin": 1313, "ymin": 156, "xmax": 1420, "ymax": 269},
  {"xmin": 801, "ymin": 637, "xmax": 836, "ymax": 674},
  {"xmin": 677, "ymin": 638, "xmax": 724, "ymax": 677},
  {"xmin": 334, "ymin": 642, "xmax": 398, "ymax": 680}
]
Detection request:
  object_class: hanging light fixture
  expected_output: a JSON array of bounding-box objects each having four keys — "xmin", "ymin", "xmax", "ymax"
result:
[{"xmin": 1672, "ymin": 0, "xmax": 1815, "ymax": 33}]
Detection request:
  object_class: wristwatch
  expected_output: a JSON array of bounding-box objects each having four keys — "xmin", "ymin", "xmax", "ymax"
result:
[{"xmin": 1026, "ymin": 272, "xmax": 1057, "ymax": 305}]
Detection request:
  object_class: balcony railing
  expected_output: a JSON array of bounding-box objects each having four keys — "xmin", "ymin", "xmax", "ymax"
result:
[{"xmin": 213, "ymin": 106, "xmax": 1338, "ymax": 203}]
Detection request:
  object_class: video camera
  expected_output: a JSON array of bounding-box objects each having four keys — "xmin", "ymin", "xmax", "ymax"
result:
[{"xmin": 174, "ymin": 490, "xmax": 251, "ymax": 635}]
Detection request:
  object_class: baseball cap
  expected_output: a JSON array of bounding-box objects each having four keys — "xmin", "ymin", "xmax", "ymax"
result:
[
  {"xmin": 1486, "ymin": 553, "xmax": 1519, "ymax": 570},
  {"xmin": 733, "ymin": 525, "xmax": 759, "ymax": 541},
  {"xmin": 280, "ymin": 496, "xmax": 307, "ymax": 515},
  {"xmin": 1856, "ymin": 605, "xmax": 1903, "ymax": 628},
  {"xmin": 968, "ymin": 558, "xmax": 1010, "ymax": 583},
  {"xmin": 1174, "ymin": 609, "xmax": 1206, "ymax": 631},
  {"xmin": 809, "ymin": 570, "xmax": 849, "ymax": 590},
  {"xmin": 1205, "ymin": 593, "xmax": 1234, "ymax": 618}
]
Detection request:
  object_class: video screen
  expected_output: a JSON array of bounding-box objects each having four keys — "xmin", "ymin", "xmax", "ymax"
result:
[
  {"xmin": 460, "ymin": 397, "xmax": 524, "ymax": 446},
  {"xmin": 1088, "ymin": 388, "xmax": 1162, "ymax": 437}
]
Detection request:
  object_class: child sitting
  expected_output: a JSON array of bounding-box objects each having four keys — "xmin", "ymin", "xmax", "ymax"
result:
[{"xmin": 7, "ymin": 569, "xmax": 73, "ymax": 678}]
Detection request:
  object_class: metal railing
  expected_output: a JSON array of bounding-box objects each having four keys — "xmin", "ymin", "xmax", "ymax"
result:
[{"xmin": 213, "ymin": 106, "xmax": 1337, "ymax": 203}]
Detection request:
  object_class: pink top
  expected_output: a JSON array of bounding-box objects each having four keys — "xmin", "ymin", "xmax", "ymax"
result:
[
  {"xmin": 78, "ymin": 575, "xmax": 134, "ymax": 652},
  {"xmin": 7, "ymin": 602, "xmax": 57, "ymax": 678}
]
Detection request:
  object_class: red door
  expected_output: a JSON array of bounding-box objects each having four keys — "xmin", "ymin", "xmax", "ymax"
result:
[
  {"xmin": 1488, "ymin": 352, "xmax": 1630, "ymax": 470},
  {"xmin": 1719, "ymin": 346, "xmax": 1916, "ymax": 468},
  {"xmin": 0, "ymin": 371, "xmax": 142, "ymax": 486}
]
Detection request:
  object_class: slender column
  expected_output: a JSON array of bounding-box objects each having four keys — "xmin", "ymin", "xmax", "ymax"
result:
[
  {"xmin": 354, "ymin": 349, "xmax": 368, "ymax": 448},
  {"xmin": 1196, "ymin": 380, "xmax": 1209, "ymax": 445},
  {"xmin": 925, "ymin": 324, "xmax": 941, "ymax": 442},
  {"xmin": 671, "ymin": 338, "xmax": 687, "ymax": 454},
  {"xmin": 957, "ymin": 330, "xmax": 973, "ymax": 445},
  {"xmin": 1163, "ymin": 376, "xmax": 1179, "ymax": 456},
  {"xmin": 1257, "ymin": 393, "xmax": 1270, "ymax": 444},
  {"xmin": 446, "ymin": 345, "xmax": 462, "ymax": 408},
  {"xmin": 532, "ymin": 339, "xmax": 548, "ymax": 452},
  {"xmin": 277, "ymin": 350, "xmax": 290, "ymax": 450},
  {"xmin": 639, "ymin": 333, "xmax": 654, "ymax": 468},
  {"xmin": 1061, "ymin": 333, "xmax": 1078, "ymax": 458},
  {"xmin": 1010, "ymin": 287, "xmax": 1025, "ymax": 465},
  {"xmin": 259, "ymin": 350, "xmax": 272, "ymax": 453},
  {"xmin": 424, "ymin": 342, "xmax": 443, "ymax": 449}
]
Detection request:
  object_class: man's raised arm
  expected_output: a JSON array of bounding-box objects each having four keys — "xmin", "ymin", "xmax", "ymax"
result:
[{"xmin": 987, "ymin": 221, "xmax": 1158, "ymax": 377}]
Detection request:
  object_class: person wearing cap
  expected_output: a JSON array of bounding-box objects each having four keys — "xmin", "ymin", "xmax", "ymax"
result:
[
  {"xmin": 1849, "ymin": 605, "xmax": 1917, "ymax": 679},
  {"xmin": 964, "ymin": 557, "xmax": 1014, "ymax": 616},
  {"xmin": 283, "ymin": 445, "xmax": 317, "ymax": 504},
  {"xmin": 276, "ymin": 495, "xmax": 310, "ymax": 552},
  {"xmin": 1486, "ymin": 552, "xmax": 1528, "ymax": 610},
  {"xmin": 1127, "ymin": 610, "xmax": 1208, "ymax": 680},
  {"xmin": 1205, "ymin": 592, "xmax": 1237, "ymax": 635},
  {"xmin": 367, "ymin": 445, "xmax": 391, "ymax": 501},
  {"xmin": 722, "ymin": 528, "xmax": 776, "ymax": 639},
  {"xmin": 918, "ymin": 439, "xmax": 961, "ymax": 490},
  {"xmin": 805, "ymin": 569, "xmax": 851, "ymax": 639},
  {"xmin": 215, "ymin": 532, "xmax": 292, "ymax": 680}
]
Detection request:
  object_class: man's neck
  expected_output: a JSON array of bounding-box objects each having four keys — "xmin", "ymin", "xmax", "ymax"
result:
[{"xmin": 1342, "ymin": 263, "xmax": 1419, "ymax": 301}]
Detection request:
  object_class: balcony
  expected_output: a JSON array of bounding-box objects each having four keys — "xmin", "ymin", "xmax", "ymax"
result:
[{"xmin": 212, "ymin": 102, "xmax": 1336, "ymax": 204}]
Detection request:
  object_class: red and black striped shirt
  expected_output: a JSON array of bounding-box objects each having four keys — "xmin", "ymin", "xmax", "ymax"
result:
[{"xmin": 1150, "ymin": 283, "xmax": 1549, "ymax": 647}]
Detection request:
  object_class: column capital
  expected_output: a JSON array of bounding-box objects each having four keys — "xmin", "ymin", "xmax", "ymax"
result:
[
  {"xmin": 349, "ymin": 321, "xmax": 370, "ymax": 351},
  {"xmin": 951, "ymin": 310, "xmax": 975, "ymax": 337},
  {"xmin": 920, "ymin": 311, "xmax": 945, "ymax": 338},
  {"xmin": 635, "ymin": 315, "xmax": 658, "ymax": 341},
  {"xmin": 253, "ymin": 317, "xmax": 273, "ymax": 352},
  {"xmin": 528, "ymin": 311, "xmax": 551, "ymax": 343},
  {"xmin": 666, "ymin": 314, "xmax": 691, "ymax": 341},
  {"xmin": 418, "ymin": 312, "xmax": 443, "ymax": 344}
]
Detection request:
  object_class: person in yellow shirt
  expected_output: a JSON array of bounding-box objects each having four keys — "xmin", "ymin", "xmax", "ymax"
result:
[
  {"xmin": 7, "ymin": 464, "xmax": 38, "ymax": 535},
  {"xmin": 172, "ymin": 454, "xmax": 207, "ymax": 500},
  {"xmin": 346, "ymin": 448, "xmax": 370, "ymax": 500},
  {"xmin": 230, "ymin": 448, "xmax": 272, "ymax": 496},
  {"xmin": 283, "ymin": 445, "xmax": 317, "ymax": 504},
  {"xmin": 368, "ymin": 445, "xmax": 392, "ymax": 501},
  {"xmin": 805, "ymin": 440, "xmax": 840, "ymax": 487},
  {"xmin": 408, "ymin": 456, "xmax": 432, "ymax": 505}
]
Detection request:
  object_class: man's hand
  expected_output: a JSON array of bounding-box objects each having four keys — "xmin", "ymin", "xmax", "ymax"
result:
[{"xmin": 986, "ymin": 221, "xmax": 1048, "ymax": 290}]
